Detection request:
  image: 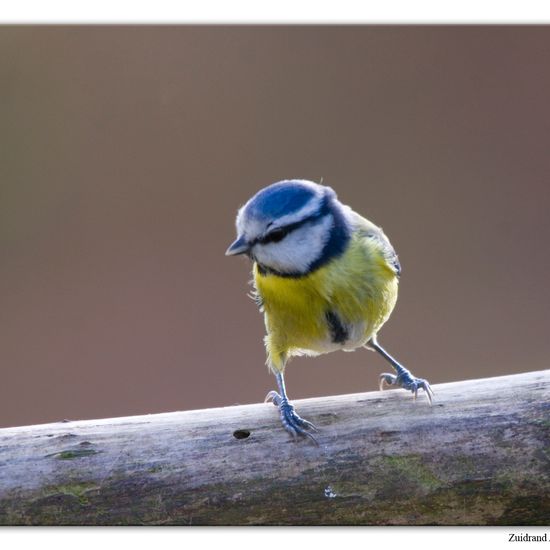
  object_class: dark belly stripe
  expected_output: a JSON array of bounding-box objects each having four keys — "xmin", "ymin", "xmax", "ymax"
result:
[{"xmin": 325, "ymin": 310, "xmax": 348, "ymax": 344}]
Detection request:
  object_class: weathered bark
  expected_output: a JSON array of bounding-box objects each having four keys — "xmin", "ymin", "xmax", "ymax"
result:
[{"xmin": 0, "ymin": 370, "xmax": 548, "ymax": 525}]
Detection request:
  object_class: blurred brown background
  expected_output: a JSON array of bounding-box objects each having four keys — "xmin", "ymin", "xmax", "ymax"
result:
[{"xmin": 1, "ymin": 26, "xmax": 549, "ymax": 428}]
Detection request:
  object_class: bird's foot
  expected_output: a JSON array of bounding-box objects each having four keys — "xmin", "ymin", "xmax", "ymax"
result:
[
  {"xmin": 265, "ymin": 391, "xmax": 318, "ymax": 445},
  {"xmin": 379, "ymin": 369, "xmax": 434, "ymax": 404}
]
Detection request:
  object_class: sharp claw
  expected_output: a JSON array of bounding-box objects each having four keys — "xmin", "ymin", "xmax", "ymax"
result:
[
  {"xmin": 264, "ymin": 390, "xmax": 280, "ymax": 405},
  {"xmin": 379, "ymin": 373, "xmax": 396, "ymax": 391},
  {"xmin": 378, "ymin": 370, "xmax": 433, "ymax": 405},
  {"xmin": 424, "ymin": 383, "xmax": 435, "ymax": 405},
  {"xmin": 289, "ymin": 410, "xmax": 317, "ymax": 431},
  {"xmin": 267, "ymin": 392, "xmax": 319, "ymax": 445},
  {"xmin": 302, "ymin": 420, "xmax": 318, "ymax": 432},
  {"xmin": 290, "ymin": 419, "xmax": 319, "ymax": 445},
  {"xmin": 302, "ymin": 430, "xmax": 319, "ymax": 446},
  {"xmin": 296, "ymin": 417, "xmax": 318, "ymax": 432}
]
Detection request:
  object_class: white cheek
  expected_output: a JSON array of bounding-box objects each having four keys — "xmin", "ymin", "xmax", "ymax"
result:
[{"xmin": 253, "ymin": 215, "xmax": 333, "ymax": 274}]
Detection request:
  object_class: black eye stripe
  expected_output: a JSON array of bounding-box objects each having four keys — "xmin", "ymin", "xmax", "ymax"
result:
[
  {"xmin": 251, "ymin": 196, "xmax": 332, "ymax": 248},
  {"xmin": 259, "ymin": 227, "xmax": 289, "ymax": 244},
  {"xmin": 257, "ymin": 217, "xmax": 312, "ymax": 245}
]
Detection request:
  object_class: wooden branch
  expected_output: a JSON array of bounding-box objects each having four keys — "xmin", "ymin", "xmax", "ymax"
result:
[{"xmin": 0, "ymin": 370, "xmax": 549, "ymax": 525}]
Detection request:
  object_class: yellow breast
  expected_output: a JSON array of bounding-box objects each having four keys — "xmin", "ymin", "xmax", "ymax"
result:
[{"xmin": 254, "ymin": 233, "xmax": 399, "ymax": 371}]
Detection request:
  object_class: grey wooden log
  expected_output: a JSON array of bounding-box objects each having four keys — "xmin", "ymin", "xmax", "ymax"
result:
[{"xmin": 0, "ymin": 370, "xmax": 549, "ymax": 525}]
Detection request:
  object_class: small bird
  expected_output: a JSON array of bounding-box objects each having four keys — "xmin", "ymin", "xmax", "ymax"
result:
[{"xmin": 226, "ymin": 179, "xmax": 433, "ymax": 443}]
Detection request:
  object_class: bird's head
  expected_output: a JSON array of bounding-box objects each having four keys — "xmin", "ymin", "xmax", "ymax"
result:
[{"xmin": 226, "ymin": 179, "xmax": 351, "ymax": 277}]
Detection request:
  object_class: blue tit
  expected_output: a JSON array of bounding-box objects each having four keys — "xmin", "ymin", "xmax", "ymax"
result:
[{"xmin": 226, "ymin": 179, "xmax": 433, "ymax": 443}]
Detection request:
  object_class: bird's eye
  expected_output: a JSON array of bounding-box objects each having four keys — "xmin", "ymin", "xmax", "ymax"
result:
[{"xmin": 261, "ymin": 227, "xmax": 289, "ymax": 244}]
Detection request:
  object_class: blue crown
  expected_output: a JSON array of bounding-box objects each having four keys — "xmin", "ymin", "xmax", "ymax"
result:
[{"xmin": 246, "ymin": 180, "xmax": 323, "ymax": 220}]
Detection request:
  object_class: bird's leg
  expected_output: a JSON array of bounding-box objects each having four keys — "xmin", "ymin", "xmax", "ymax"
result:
[
  {"xmin": 265, "ymin": 372, "xmax": 318, "ymax": 445},
  {"xmin": 368, "ymin": 337, "xmax": 434, "ymax": 404}
]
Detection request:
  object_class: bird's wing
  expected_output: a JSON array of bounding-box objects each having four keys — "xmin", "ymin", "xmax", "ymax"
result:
[{"xmin": 347, "ymin": 209, "xmax": 401, "ymax": 277}]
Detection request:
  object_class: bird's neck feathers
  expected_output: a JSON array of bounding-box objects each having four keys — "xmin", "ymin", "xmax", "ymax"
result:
[{"xmin": 255, "ymin": 197, "xmax": 352, "ymax": 279}]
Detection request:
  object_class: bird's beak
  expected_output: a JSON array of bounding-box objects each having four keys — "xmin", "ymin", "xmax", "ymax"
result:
[{"xmin": 225, "ymin": 235, "xmax": 250, "ymax": 256}]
